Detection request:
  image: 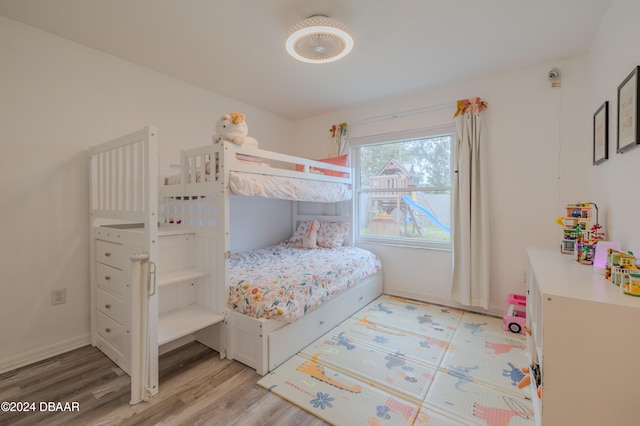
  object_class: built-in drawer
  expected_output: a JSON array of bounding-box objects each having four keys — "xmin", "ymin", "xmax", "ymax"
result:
[
  {"xmin": 96, "ymin": 262, "xmax": 125, "ymax": 297},
  {"xmin": 96, "ymin": 240, "xmax": 124, "ymax": 269},
  {"xmin": 97, "ymin": 288, "xmax": 125, "ymax": 324},
  {"xmin": 96, "ymin": 311, "xmax": 125, "ymax": 352}
]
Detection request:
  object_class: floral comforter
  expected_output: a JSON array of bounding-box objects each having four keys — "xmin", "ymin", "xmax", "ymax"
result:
[{"xmin": 228, "ymin": 243, "xmax": 381, "ymax": 322}]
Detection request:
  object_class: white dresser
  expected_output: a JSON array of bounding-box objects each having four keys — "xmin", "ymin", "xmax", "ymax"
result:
[
  {"xmin": 526, "ymin": 247, "xmax": 640, "ymax": 425},
  {"xmin": 94, "ymin": 238, "xmax": 131, "ymax": 373},
  {"xmin": 91, "ymin": 224, "xmax": 223, "ymax": 386}
]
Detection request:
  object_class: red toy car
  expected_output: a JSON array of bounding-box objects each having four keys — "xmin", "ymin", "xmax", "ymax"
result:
[{"xmin": 503, "ymin": 293, "xmax": 527, "ymax": 334}]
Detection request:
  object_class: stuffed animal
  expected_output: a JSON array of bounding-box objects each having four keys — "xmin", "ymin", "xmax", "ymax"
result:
[
  {"xmin": 296, "ymin": 220, "xmax": 320, "ymax": 249},
  {"xmin": 214, "ymin": 112, "xmax": 258, "ymax": 147}
]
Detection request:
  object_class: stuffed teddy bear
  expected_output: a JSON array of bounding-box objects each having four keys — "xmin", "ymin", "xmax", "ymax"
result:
[
  {"xmin": 296, "ymin": 219, "xmax": 320, "ymax": 249},
  {"xmin": 214, "ymin": 112, "xmax": 258, "ymax": 147}
]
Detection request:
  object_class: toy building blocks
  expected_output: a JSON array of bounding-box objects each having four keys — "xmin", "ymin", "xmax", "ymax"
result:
[
  {"xmin": 606, "ymin": 249, "xmax": 640, "ymax": 297},
  {"xmin": 593, "ymin": 241, "xmax": 621, "ymax": 275},
  {"xmin": 606, "ymin": 249, "xmax": 638, "ymax": 283},
  {"xmin": 503, "ymin": 293, "xmax": 527, "ymax": 334},
  {"xmin": 558, "ymin": 203, "xmax": 603, "ymax": 261},
  {"xmin": 623, "ymin": 274, "xmax": 640, "ymax": 297}
]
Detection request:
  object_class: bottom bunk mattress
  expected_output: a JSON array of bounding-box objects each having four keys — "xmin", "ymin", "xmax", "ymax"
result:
[{"xmin": 228, "ymin": 243, "xmax": 381, "ymax": 322}]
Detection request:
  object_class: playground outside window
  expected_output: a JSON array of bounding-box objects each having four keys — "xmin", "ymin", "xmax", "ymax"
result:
[{"xmin": 352, "ymin": 131, "xmax": 453, "ymax": 248}]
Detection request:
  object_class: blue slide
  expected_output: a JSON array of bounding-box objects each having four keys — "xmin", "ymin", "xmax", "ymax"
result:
[{"xmin": 402, "ymin": 196, "xmax": 450, "ymax": 232}]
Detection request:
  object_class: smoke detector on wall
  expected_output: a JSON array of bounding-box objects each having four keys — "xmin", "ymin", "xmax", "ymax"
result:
[{"xmin": 285, "ymin": 15, "xmax": 354, "ymax": 64}]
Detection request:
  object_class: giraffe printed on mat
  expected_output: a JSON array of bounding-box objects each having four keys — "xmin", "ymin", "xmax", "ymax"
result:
[
  {"xmin": 296, "ymin": 353, "xmax": 362, "ymax": 393},
  {"xmin": 356, "ymin": 316, "xmax": 406, "ymax": 336},
  {"xmin": 486, "ymin": 341, "xmax": 520, "ymax": 356},
  {"xmin": 473, "ymin": 396, "xmax": 533, "ymax": 426}
]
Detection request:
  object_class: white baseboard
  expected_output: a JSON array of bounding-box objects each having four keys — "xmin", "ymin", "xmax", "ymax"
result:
[
  {"xmin": 0, "ymin": 334, "xmax": 91, "ymax": 375},
  {"xmin": 383, "ymin": 289, "xmax": 503, "ymax": 318}
]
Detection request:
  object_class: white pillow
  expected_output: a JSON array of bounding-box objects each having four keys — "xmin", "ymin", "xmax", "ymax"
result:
[{"xmin": 317, "ymin": 222, "xmax": 349, "ymax": 248}]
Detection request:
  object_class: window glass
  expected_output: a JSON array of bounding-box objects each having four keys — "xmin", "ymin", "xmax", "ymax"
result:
[{"xmin": 353, "ymin": 133, "xmax": 453, "ymax": 247}]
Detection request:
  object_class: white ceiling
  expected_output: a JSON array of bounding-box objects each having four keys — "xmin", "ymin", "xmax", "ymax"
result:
[{"xmin": 0, "ymin": 0, "xmax": 612, "ymax": 120}]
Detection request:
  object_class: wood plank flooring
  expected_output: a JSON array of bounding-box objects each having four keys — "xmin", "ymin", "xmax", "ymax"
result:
[{"xmin": 0, "ymin": 343, "xmax": 327, "ymax": 426}]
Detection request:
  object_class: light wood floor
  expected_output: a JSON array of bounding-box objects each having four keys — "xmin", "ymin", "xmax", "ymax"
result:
[{"xmin": 0, "ymin": 343, "xmax": 327, "ymax": 426}]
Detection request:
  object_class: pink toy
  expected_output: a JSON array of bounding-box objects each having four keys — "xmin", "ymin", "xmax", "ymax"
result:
[{"xmin": 503, "ymin": 293, "xmax": 527, "ymax": 334}]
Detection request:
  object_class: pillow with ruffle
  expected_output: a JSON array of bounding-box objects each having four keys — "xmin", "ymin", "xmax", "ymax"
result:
[{"xmin": 317, "ymin": 221, "xmax": 349, "ymax": 248}]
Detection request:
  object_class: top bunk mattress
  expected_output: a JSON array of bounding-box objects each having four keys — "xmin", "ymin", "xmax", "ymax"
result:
[
  {"xmin": 228, "ymin": 243, "xmax": 381, "ymax": 322},
  {"xmin": 228, "ymin": 171, "xmax": 352, "ymax": 202}
]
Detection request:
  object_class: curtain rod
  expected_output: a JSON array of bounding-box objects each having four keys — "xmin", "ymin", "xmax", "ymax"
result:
[{"xmin": 348, "ymin": 101, "xmax": 456, "ymax": 126}]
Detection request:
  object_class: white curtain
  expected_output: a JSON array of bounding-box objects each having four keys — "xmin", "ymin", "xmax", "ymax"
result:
[{"xmin": 451, "ymin": 98, "xmax": 490, "ymax": 309}]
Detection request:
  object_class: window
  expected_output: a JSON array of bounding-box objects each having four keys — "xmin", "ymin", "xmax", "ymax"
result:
[{"xmin": 353, "ymin": 130, "xmax": 453, "ymax": 248}]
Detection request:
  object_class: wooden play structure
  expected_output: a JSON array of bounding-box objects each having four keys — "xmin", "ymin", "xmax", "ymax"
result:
[{"xmin": 367, "ymin": 160, "xmax": 449, "ymax": 238}]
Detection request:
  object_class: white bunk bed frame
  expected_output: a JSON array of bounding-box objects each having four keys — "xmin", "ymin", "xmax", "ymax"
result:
[{"xmin": 89, "ymin": 126, "xmax": 383, "ymax": 402}]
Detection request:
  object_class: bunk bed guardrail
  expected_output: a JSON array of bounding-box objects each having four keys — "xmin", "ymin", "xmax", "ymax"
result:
[{"xmin": 89, "ymin": 126, "xmax": 159, "ymax": 223}]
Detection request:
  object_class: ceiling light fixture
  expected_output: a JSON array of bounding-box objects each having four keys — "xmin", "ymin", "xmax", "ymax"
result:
[{"xmin": 285, "ymin": 15, "xmax": 354, "ymax": 64}]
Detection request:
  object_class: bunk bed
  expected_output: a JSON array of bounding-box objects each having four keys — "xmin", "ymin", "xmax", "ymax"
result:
[{"xmin": 89, "ymin": 126, "xmax": 383, "ymax": 403}]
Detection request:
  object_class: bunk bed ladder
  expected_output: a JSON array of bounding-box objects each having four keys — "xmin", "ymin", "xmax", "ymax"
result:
[{"xmin": 89, "ymin": 126, "xmax": 159, "ymax": 404}]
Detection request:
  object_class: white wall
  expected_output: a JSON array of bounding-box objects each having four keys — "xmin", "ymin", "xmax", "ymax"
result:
[
  {"xmin": 294, "ymin": 0, "xmax": 640, "ymax": 313},
  {"xmin": 0, "ymin": 16, "xmax": 294, "ymax": 372},
  {"xmin": 293, "ymin": 52, "xmax": 592, "ymax": 313},
  {"xmin": 3, "ymin": 0, "xmax": 638, "ymax": 372},
  {"xmin": 583, "ymin": 0, "xmax": 640, "ymax": 254}
]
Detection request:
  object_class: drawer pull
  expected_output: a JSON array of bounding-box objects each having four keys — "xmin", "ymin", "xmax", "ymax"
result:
[
  {"xmin": 104, "ymin": 252, "xmax": 111, "ymax": 257},
  {"xmin": 358, "ymin": 296, "xmax": 364, "ymax": 301},
  {"xmin": 105, "ymin": 304, "xmax": 111, "ymax": 309},
  {"xmin": 319, "ymin": 320, "xmax": 325, "ymax": 325},
  {"xmin": 104, "ymin": 276, "xmax": 111, "ymax": 281},
  {"xmin": 105, "ymin": 328, "xmax": 111, "ymax": 333}
]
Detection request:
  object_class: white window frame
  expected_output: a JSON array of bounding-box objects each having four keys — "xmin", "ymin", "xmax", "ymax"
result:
[{"xmin": 351, "ymin": 125, "xmax": 454, "ymax": 250}]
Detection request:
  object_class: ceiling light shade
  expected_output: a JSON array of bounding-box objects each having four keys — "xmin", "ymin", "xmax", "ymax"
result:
[{"xmin": 285, "ymin": 15, "xmax": 354, "ymax": 64}]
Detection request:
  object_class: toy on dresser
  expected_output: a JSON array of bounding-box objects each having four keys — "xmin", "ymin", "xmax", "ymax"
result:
[
  {"xmin": 606, "ymin": 249, "xmax": 640, "ymax": 296},
  {"xmin": 557, "ymin": 202, "xmax": 604, "ymax": 264},
  {"xmin": 214, "ymin": 112, "xmax": 258, "ymax": 147}
]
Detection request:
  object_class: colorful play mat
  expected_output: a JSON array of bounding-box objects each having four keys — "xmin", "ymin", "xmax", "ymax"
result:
[{"xmin": 258, "ymin": 295, "xmax": 534, "ymax": 425}]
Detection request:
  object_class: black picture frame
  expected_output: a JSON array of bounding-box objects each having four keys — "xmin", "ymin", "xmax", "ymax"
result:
[
  {"xmin": 617, "ymin": 66, "xmax": 640, "ymax": 154},
  {"xmin": 593, "ymin": 101, "xmax": 608, "ymax": 165}
]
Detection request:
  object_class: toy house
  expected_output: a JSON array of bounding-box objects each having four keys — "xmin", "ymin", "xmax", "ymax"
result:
[
  {"xmin": 607, "ymin": 249, "xmax": 639, "ymax": 287},
  {"xmin": 560, "ymin": 203, "xmax": 595, "ymax": 255},
  {"xmin": 623, "ymin": 274, "xmax": 640, "ymax": 297}
]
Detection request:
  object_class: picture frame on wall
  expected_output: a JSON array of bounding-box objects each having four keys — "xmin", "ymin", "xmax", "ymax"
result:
[
  {"xmin": 617, "ymin": 66, "xmax": 640, "ymax": 154},
  {"xmin": 593, "ymin": 101, "xmax": 608, "ymax": 165}
]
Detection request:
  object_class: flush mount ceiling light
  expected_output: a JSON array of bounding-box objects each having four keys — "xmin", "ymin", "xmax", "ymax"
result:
[{"xmin": 285, "ymin": 15, "xmax": 354, "ymax": 64}]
